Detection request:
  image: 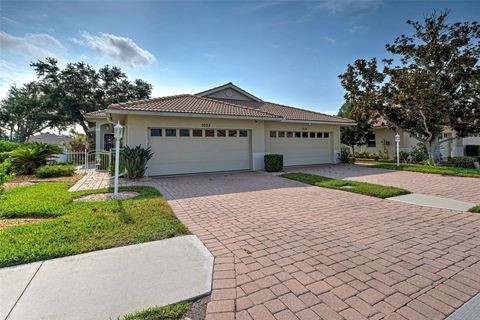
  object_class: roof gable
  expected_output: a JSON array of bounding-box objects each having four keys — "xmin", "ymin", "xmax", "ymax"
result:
[{"xmin": 196, "ymin": 82, "xmax": 262, "ymax": 102}]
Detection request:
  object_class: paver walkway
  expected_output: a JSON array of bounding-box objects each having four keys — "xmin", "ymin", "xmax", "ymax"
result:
[
  {"xmin": 68, "ymin": 169, "xmax": 111, "ymax": 191},
  {"xmin": 286, "ymin": 164, "xmax": 480, "ymax": 204},
  {"xmin": 133, "ymin": 171, "xmax": 480, "ymax": 320}
]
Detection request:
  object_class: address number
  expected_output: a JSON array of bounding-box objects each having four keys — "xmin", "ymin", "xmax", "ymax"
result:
[{"xmin": 201, "ymin": 123, "xmax": 211, "ymax": 127}]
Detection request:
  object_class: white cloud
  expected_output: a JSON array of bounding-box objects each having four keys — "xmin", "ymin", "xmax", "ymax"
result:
[
  {"xmin": 0, "ymin": 60, "xmax": 36, "ymax": 99},
  {"xmin": 313, "ymin": 0, "xmax": 382, "ymax": 13},
  {"xmin": 323, "ymin": 36, "xmax": 336, "ymax": 44},
  {"xmin": 348, "ymin": 25, "xmax": 368, "ymax": 34},
  {"xmin": 0, "ymin": 31, "xmax": 65, "ymax": 59},
  {"xmin": 72, "ymin": 32, "xmax": 155, "ymax": 68}
]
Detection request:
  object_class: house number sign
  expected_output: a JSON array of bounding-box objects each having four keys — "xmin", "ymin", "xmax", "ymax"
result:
[{"xmin": 201, "ymin": 123, "xmax": 211, "ymax": 127}]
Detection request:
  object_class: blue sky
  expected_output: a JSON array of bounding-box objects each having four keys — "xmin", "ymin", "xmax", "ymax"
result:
[{"xmin": 1, "ymin": 0, "xmax": 478, "ymax": 115}]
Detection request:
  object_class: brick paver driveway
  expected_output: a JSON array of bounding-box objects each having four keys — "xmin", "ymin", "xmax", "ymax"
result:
[
  {"xmin": 286, "ymin": 164, "xmax": 480, "ymax": 204},
  {"xmin": 146, "ymin": 171, "xmax": 480, "ymax": 320}
]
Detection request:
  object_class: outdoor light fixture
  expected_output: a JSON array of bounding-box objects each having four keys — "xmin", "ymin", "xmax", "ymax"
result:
[
  {"xmin": 395, "ymin": 133, "xmax": 401, "ymax": 167},
  {"xmin": 114, "ymin": 122, "xmax": 123, "ymax": 196}
]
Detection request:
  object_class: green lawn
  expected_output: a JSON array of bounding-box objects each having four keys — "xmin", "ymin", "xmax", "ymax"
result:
[
  {"xmin": 0, "ymin": 182, "xmax": 188, "ymax": 267},
  {"xmin": 282, "ymin": 172, "xmax": 410, "ymax": 198},
  {"xmin": 357, "ymin": 161, "xmax": 480, "ymax": 178},
  {"xmin": 120, "ymin": 302, "xmax": 190, "ymax": 320},
  {"xmin": 469, "ymin": 205, "xmax": 480, "ymax": 213}
]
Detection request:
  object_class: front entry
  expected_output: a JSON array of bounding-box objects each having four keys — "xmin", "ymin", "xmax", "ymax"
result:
[{"xmin": 104, "ymin": 134, "xmax": 115, "ymax": 151}]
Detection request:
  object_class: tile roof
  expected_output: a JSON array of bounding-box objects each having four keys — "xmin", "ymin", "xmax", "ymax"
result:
[
  {"xmin": 212, "ymin": 99, "xmax": 355, "ymax": 124},
  {"xmin": 85, "ymin": 110, "xmax": 107, "ymax": 118},
  {"xmin": 107, "ymin": 94, "xmax": 281, "ymax": 119}
]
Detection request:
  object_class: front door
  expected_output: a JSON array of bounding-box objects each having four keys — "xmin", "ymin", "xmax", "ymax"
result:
[{"xmin": 104, "ymin": 134, "xmax": 115, "ymax": 150}]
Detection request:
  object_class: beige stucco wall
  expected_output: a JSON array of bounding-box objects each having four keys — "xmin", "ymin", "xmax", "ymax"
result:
[{"xmin": 204, "ymin": 88, "xmax": 253, "ymax": 101}]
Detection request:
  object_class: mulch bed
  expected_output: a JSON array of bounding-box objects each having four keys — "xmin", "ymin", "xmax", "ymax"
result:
[
  {"xmin": 0, "ymin": 218, "xmax": 52, "ymax": 229},
  {"xmin": 73, "ymin": 192, "xmax": 140, "ymax": 202},
  {"xmin": 5, "ymin": 174, "xmax": 84, "ymax": 190},
  {"xmin": 185, "ymin": 295, "xmax": 210, "ymax": 320}
]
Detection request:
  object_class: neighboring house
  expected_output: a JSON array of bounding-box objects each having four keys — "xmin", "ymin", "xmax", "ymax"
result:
[
  {"xmin": 85, "ymin": 82, "xmax": 354, "ymax": 176},
  {"xmin": 28, "ymin": 133, "xmax": 72, "ymax": 149},
  {"xmin": 361, "ymin": 119, "xmax": 480, "ymax": 159}
]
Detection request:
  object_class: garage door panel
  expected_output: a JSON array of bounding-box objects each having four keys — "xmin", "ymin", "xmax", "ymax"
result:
[
  {"xmin": 148, "ymin": 133, "xmax": 250, "ymax": 176},
  {"xmin": 270, "ymin": 133, "xmax": 332, "ymax": 166}
]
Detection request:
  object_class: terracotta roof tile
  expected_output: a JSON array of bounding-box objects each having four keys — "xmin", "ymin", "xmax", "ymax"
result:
[
  {"xmin": 107, "ymin": 94, "xmax": 280, "ymax": 119},
  {"xmin": 85, "ymin": 110, "xmax": 107, "ymax": 118},
  {"xmin": 213, "ymin": 99, "xmax": 354, "ymax": 124}
]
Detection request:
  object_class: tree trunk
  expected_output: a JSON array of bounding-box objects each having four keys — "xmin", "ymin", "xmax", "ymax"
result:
[{"xmin": 425, "ymin": 136, "xmax": 441, "ymax": 163}]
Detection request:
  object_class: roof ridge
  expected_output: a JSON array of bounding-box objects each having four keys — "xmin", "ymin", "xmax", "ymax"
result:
[
  {"xmin": 264, "ymin": 100, "xmax": 354, "ymax": 122},
  {"xmin": 192, "ymin": 95, "xmax": 281, "ymax": 118}
]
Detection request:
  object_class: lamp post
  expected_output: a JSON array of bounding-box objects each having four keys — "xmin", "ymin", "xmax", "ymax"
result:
[
  {"xmin": 113, "ymin": 122, "xmax": 123, "ymax": 196},
  {"xmin": 395, "ymin": 133, "xmax": 401, "ymax": 167}
]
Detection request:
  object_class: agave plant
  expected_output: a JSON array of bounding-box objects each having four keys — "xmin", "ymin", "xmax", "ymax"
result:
[
  {"xmin": 121, "ymin": 145, "xmax": 154, "ymax": 179},
  {"xmin": 8, "ymin": 143, "xmax": 63, "ymax": 175}
]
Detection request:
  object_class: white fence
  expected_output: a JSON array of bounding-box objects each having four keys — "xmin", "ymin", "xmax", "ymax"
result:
[{"xmin": 51, "ymin": 149, "xmax": 117, "ymax": 171}]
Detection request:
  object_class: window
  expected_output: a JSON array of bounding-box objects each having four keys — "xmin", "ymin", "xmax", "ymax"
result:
[
  {"xmin": 366, "ymin": 133, "xmax": 375, "ymax": 147},
  {"xmin": 228, "ymin": 130, "xmax": 237, "ymax": 137},
  {"xmin": 270, "ymin": 131, "xmax": 277, "ymax": 138},
  {"xmin": 205, "ymin": 129, "xmax": 215, "ymax": 137},
  {"xmin": 309, "ymin": 132, "xmax": 315, "ymax": 138},
  {"xmin": 239, "ymin": 130, "xmax": 248, "ymax": 137},
  {"xmin": 295, "ymin": 132, "xmax": 301, "ymax": 138},
  {"xmin": 192, "ymin": 129, "xmax": 203, "ymax": 137},
  {"xmin": 166, "ymin": 129, "xmax": 176, "ymax": 137},
  {"xmin": 150, "ymin": 128, "xmax": 162, "ymax": 136},
  {"xmin": 179, "ymin": 129, "xmax": 190, "ymax": 137},
  {"xmin": 286, "ymin": 132, "xmax": 293, "ymax": 138},
  {"xmin": 278, "ymin": 131, "xmax": 285, "ymax": 138},
  {"xmin": 323, "ymin": 132, "xmax": 329, "ymax": 139},
  {"xmin": 217, "ymin": 129, "xmax": 226, "ymax": 137},
  {"xmin": 302, "ymin": 132, "xmax": 308, "ymax": 138},
  {"xmin": 316, "ymin": 132, "xmax": 323, "ymax": 138}
]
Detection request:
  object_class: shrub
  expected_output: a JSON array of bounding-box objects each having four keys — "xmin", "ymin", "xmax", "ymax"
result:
[
  {"xmin": 122, "ymin": 145, "xmax": 154, "ymax": 179},
  {"xmin": 453, "ymin": 156, "xmax": 475, "ymax": 169},
  {"xmin": 0, "ymin": 140, "xmax": 21, "ymax": 152},
  {"xmin": 409, "ymin": 143, "xmax": 429, "ymax": 163},
  {"xmin": 35, "ymin": 164, "xmax": 75, "ymax": 178},
  {"xmin": 264, "ymin": 154, "xmax": 283, "ymax": 172},
  {"xmin": 399, "ymin": 151, "xmax": 410, "ymax": 162},
  {"xmin": 0, "ymin": 160, "xmax": 14, "ymax": 195},
  {"xmin": 8, "ymin": 143, "xmax": 63, "ymax": 175},
  {"xmin": 339, "ymin": 147, "xmax": 354, "ymax": 164}
]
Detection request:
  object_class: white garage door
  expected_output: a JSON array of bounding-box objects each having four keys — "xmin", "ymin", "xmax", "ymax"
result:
[
  {"xmin": 148, "ymin": 128, "xmax": 250, "ymax": 176},
  {"xmin": 269, "ymin": 130, "xmax": 333, "ymax": 166}
]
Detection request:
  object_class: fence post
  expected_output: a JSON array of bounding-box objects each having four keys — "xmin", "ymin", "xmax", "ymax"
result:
[{"xmin": 84, "ymin": 149, "xmax": 88, "ymax": 173}]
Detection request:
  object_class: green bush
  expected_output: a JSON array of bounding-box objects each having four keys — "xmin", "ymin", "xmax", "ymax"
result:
[
  {"xmin": 8, "ymin": 143, "xmax": 64, "ymax": 175},
  {"xmin": 410, "ymin": 143, "xmax": 429, "ymax": 163},
  {"xmin": 35, "ymin": 164, "xmax": 75, "ymax": 178},
  {"xmin": 0, "ymin": 160, "xmax": 14, "ymax": 195},
  {"xmin": 453, "ymin": 156, "xmax": 476, "ymax": 168},
  {"xmin": 264, "ymin": 154, "xmax": 283, "ymax": 172},
  {"xmin": 339, "ymin": 147, "xmax": 354, "ymax": 164},
  {"xmin": 122, "ymin": 146, "xmax": 154, "ymax": 179},
  {"xmin": 0, "ymin": 140, "xmax": 21, "ymax": 152}
]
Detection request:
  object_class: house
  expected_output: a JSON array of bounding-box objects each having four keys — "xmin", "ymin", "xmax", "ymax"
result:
[
  {"xmin": 28, "ymin": 133, "xmax": 72, "ymax": 149},
  {"xmin": 85, "ymin": 83, "xmax": 354, "ymax": 176},
  {"xmin": 361, "ymin": 118, "xmax": 480, "ymax": 159}
]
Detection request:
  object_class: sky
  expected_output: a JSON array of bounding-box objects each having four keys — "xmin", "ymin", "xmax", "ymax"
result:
[{"xmin": 1, "ymin": 0, "xmax": 479, "ymax": 115}]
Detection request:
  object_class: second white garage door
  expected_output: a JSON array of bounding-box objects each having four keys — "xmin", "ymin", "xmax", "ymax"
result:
[
  {"xmin": 147, "ymin": 128, "xmax": 251, "ymax": 176},
  {"xmin": 269, "ymin": 130, "xmax": 333, "ymax": 166}
]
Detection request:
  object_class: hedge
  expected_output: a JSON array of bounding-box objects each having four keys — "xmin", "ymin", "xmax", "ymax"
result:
[
  {"xmin": 35, "ymin": 164, "xmax": 75, "ymax": 178},
  {"xmin": 265, "ymin": 154, "xmax": 283, "ymax": 172}
]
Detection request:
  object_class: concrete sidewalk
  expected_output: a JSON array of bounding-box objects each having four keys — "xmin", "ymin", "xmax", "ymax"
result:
[
  {"xmin": 1, "ymin": 235, "xmax": 213, "ymax": 320},
  {"xmin": 388, "ymin": 193, "xmax": 476, "ymax": 211}
]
